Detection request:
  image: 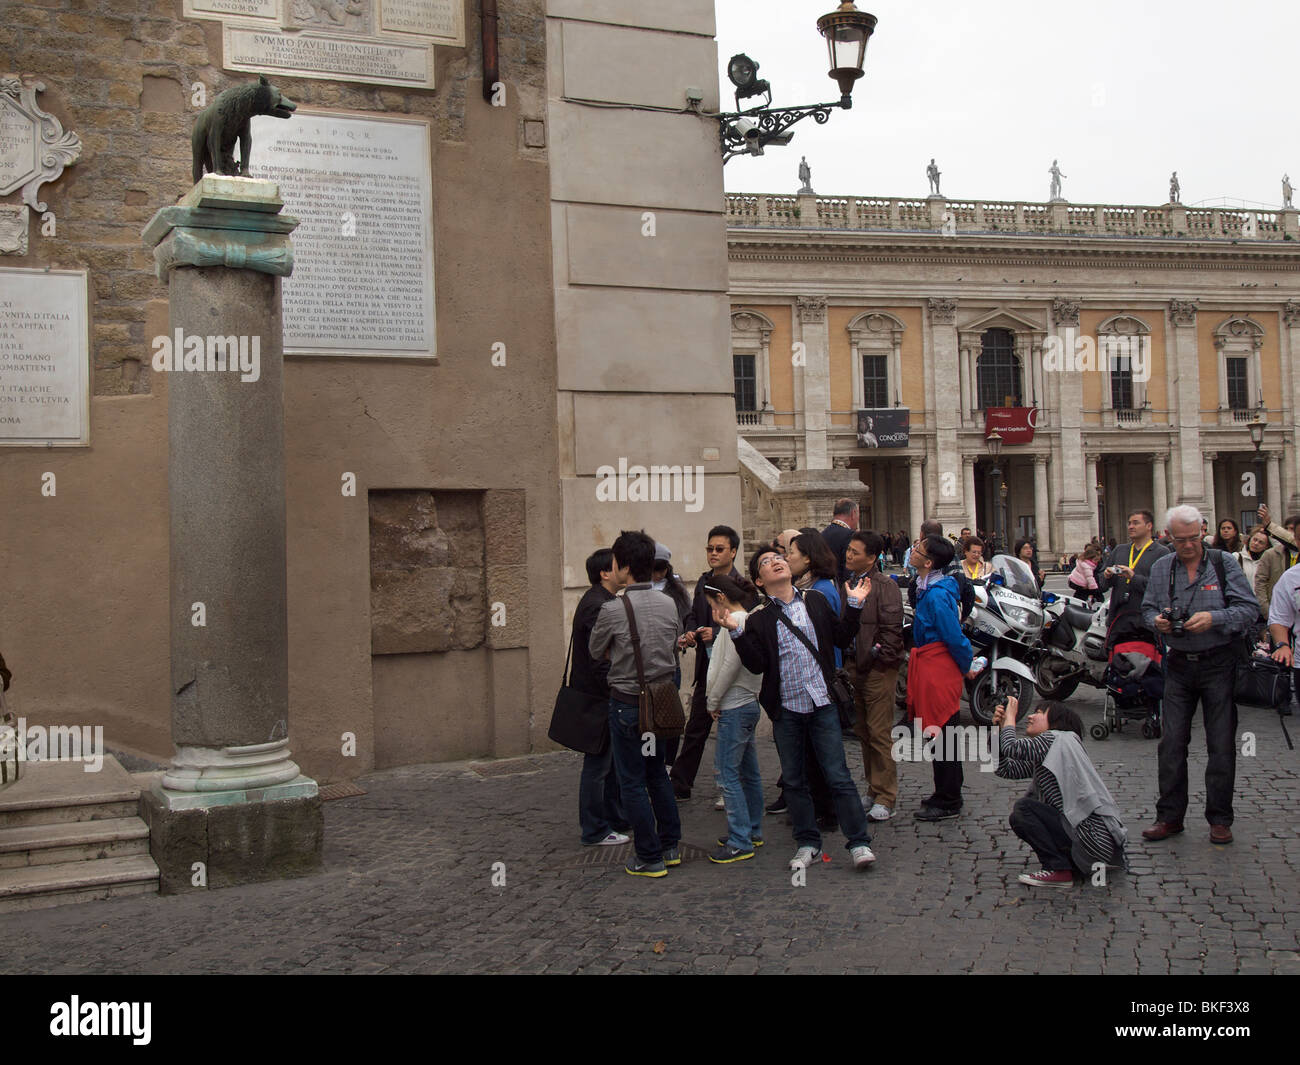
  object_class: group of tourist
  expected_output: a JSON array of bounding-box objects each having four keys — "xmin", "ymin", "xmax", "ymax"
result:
[{"xmin": 566, "ymin": 494, "xmax": 1300, "ymax": 886}]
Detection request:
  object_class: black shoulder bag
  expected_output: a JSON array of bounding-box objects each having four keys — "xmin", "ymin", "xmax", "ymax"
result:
[
  {"xmin": 772, "ymin": 601, "xmax": 856, "ymax": 729},
  {"xmin": 546, "ymin": 632, "xmax": 609, "ymax": 756}
]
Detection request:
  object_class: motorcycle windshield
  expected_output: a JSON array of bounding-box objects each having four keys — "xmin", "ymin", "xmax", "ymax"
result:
[{"xmin": 989, "ymin": 554, "xmax": 1039, "ymax": 598}]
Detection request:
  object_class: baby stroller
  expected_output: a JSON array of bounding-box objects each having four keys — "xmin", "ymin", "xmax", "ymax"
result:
[{"xmin": 1091, "ymin": 639, "xmax": 1163, "ymax": 740}]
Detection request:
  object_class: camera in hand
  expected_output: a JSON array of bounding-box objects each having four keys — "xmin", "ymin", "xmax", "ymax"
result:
[{"xmin": 1161, "ymin": 606, "xmax": 1188, "ymax": 637}]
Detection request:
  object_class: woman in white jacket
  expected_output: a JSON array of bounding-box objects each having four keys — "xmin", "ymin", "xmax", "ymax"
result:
[{"xmin": 704, "ymin": 575, "xmax": 765, "ymax": 863}]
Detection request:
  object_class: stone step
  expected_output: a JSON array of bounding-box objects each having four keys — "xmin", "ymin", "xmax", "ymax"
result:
[
  {"xmin": 0, "ymin": 855, "xmax": 160, "ymax": 914},
  {"xmin": 0, "ymin": 817, "xmax": 150, "ymax": 870},
  {"xmin": 0, "ymin": 758, "xmax": 141, "ymax": 828}
]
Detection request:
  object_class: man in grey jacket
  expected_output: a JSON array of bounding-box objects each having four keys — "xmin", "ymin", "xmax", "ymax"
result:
[
  {"xmin": 1140, "ymin": 505, "xmax": 1259, "ymax": 845},
  {"xmin": 589, "ymin": 529, "xmax": 683, "ymax": 877}
]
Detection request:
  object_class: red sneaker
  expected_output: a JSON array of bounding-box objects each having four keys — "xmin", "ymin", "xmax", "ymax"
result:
[{"xmin": 1017, "ymin": 869, "xmax": 1074, "ymax": 888}]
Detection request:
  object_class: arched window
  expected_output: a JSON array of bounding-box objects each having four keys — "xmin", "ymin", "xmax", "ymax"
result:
[
  {"xmin": 977, "ymin": 328, "xmax": 1021, "ymax": 409},
  {"xmin": 1213, "ymin": 317, "xmax": 1264, "ymax": 416}
]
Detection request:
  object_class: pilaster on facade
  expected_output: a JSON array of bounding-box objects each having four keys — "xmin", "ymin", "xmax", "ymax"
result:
[
  {"xmin": 1167, "ymin": 299, "xmax": 1205, "ymax": 511},
  {"xmin": 795, "ymin": 295, "xmax": 830, "ymax": 469},
  {"xmin": 1202, "ymin": 452, "xmax": 1218, "ymax": 526}
]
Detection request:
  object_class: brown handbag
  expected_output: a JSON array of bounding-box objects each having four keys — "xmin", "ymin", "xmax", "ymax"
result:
[{"xmin": 621, "ymin": 595, "xmax": 686, "ymax": 741}]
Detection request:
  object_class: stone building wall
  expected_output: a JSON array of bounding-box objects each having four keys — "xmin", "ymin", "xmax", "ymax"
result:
[{"xmin": 0, "ymin": 0, "xmax": 562, "ymax": 780}]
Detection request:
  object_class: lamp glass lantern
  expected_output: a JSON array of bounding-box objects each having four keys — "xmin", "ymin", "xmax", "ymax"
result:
[
  {"xmin": 1249, "ymin": 413, "xmax": 1267, "ymax": 450},
  {"xmin": 816, "ymin": 3, "xmax": 878, "ymax": 102}
]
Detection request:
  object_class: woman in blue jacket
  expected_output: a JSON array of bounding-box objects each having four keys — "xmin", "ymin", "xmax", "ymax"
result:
[{"xmin": 907, "ymin": 535, "xmax": 977, "ymax": 821}]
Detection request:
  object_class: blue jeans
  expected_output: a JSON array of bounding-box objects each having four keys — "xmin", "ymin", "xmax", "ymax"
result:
[
  {"xmin": 579, "ymin": 745, "xmax": 627, "ymax": 844},
  {"xmin": 608, "ymin": 697, "xmax": 681, "ymax": 863},
  {"xmin": 772, "ymin": 704, "xmax": 871, "ymax": 850},
  {"xmin": 714, "ymin": 700, "xmax": 763, "ymax": 850}
]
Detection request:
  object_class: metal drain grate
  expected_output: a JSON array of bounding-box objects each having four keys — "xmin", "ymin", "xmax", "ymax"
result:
[
  {"xmin": 318, "ymin": 780, "xmax": 367, "ymax": 801},
  {"xmin": 570, "ymin": 841, "xmax": 713, "ymax": 866}
]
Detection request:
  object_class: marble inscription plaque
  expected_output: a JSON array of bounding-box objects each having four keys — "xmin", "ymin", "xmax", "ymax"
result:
[
  {"xmin": 0, "ymin": 269, "xmax": 89, "ymax": 446},
  {"xmin": 184, "ymin": 0, "xmax": 278, "ymax": 19},
  {"xmin": 380, "ymin": 0, "xmax": 464, "ymax": 44},
  {"xmin": 252, "ymin": 112, "xmax": 435, "ymax": 357},
  {"xmin": 223, "ymin": 24, "xmax": 434, "ymax": 88}
]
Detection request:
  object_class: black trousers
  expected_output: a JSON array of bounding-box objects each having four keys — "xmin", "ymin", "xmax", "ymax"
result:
[
  {"xmin": 668, "ymin": 683, "xmax": 713, "ymax": 789},
  {"xmin": 1009, "ymin": 796, "xmax": 1078, "ymax": 873},
  {"xmin": 925, "ymin": 711, "xmax": 963, "ymax": 812},
  {"xmin": 774, "ymin": 747, "xmax": 835, "ymax": 820},
  {"xmin": 1158, "ymin": 647, "xmax": 1238, "ymax": 826}
]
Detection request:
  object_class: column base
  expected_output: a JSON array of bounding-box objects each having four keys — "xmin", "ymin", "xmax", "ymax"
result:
[{"xmin": 141, "ymin": 778, "xmax": 322, "ymax": 894}]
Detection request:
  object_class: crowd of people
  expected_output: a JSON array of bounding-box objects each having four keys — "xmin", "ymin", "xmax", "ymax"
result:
[{"xmin": 565, "ymin": 496, "xmax": 1300, "ymax": 885}]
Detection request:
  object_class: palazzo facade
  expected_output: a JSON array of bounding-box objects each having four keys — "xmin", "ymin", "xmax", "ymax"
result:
[{"xmin": 729, "ymin": 190, "xmax": 1300, "ymax": 553}]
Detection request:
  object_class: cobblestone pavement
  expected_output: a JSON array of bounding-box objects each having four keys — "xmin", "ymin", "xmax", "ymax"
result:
[{"xmin": 2, "ymin": 686, "xmax": 1298, "ymax": 975}]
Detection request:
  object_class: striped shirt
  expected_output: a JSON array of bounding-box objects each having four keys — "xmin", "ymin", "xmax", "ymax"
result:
[
  {"xmin": 996, "ymin": 728, "xmax": 1118, "ymax": 864},
  {"xmin": 769, "ymin": 592, "xmax": 830, "ymax": 715}
]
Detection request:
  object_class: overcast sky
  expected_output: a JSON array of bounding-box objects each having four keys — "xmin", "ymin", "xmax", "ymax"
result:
[{"xmin": 716, "ymin": 0, "xmax": 1294, "ymax": 208}]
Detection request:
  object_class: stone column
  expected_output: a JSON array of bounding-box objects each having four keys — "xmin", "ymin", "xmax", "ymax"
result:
[
  {"xmin": 797, "ymin": 295, "xmax": 830, "ymax": 470},
  {"xmin": 1202, "ymin": 452, "xmax": 1217, "ymax": 526},
  {"xmin": 1282, "ymin": 301, "xmax": 1300, "ymax": 512},
  {"xmin": 1152, "ymin": 451, "xmax": 1168, "ymax": 521},
  {"xmin": 960, "ymin": 455, "xmax": 977, "ymax": 533},
  {"xmin": 927, "ymin": 297, "xmax": 965, "ymax": 527},
  {"xmin": 957, "ymin": 334, "xmax": 972, "ymax": 427},
  {"xmin": 1052, "ymin": 298, "xmax": 1092, "ymax": 546},
  {"xmin": 908, "ymin": 456, "xmax": 925, "ymax": 540},
  {"xmin": 1267, "ymin": 451, "xmax": 1282, "ymax": 513},
  {"xmin": 1085, "ymin": 454, "xmax": 1099, "ymax": 536},
  {"xmin": 141, "ymin": 175, "xmax": 321, "ymax": 894},
  {"xmin": 1032, "ymin": 454, "xmax": 1051, "ymax": 552},
  {"xmin": 1168, "ymin": 300, "xmax": 1205, "ymax": 507}
]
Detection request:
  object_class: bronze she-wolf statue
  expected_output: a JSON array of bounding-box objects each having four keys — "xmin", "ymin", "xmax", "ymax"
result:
[{"xmin": 191, "ymin": 75, "xmax": 297, "ymax": 184}]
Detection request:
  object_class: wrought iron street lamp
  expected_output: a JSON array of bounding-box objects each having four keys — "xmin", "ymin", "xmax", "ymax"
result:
[
  {"xmin": 1249, "ymin": 412, "xmax": 1267, "ymax": 506},
  {"xmin": 987, "ymin": 431, "xmax": 1003, "ymax": 553},
  {"xmin": 718, "ymin": 3, "xmax": 878, "ymax": 162}
]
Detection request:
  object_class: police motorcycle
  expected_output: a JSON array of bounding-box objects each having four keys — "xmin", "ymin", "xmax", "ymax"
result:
[
  {"xmin": 1031, "ymin": 592, "xmax": 1109, "ymax": 701},
  {"xmin": 961, "ymin": 555, "xmax": 1045, "ymax": 725}
]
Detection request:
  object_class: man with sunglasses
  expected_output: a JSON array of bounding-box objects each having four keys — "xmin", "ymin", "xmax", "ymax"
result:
[
  {"xmin": 1140, "ymin": 505, "xmax": 1258, "ymax": 846},
  {"xmin": 670, "ymin": 525, "xmax": 743, "ymax": 800}
]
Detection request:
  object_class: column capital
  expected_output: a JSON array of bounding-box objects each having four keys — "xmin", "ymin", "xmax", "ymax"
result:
[
  {"xmin": 1051, "ymin": 297, "xmax": 1080, "ymax": 326},
  {"xmin": 1202, "ymin": 451, "xmax": 1218, "ymax": 462},
  {"xmin": 796, "ymin": 295, "xmax": 827, "ymax": 324},
  {"xmin": 1284, "ymin": 300, "xmax": 1300, "ymax": 326},
  {"xmin": 1169, "ymin": 299, "xmax": 1198, "ymax": 326},
  {"xmin": 1153, "ymin": 451, "xmax": 1169, "ymax": 462},
  {"xmin": 908, "ymin": 455, "xmax": 925, "ymax": 468},
  {"xmin": 961, "ymin": 454, "xmax": 976, "ymax": 468},
  {"xmin": 928, "ymin": 297, "xmax": 958, "ymax": 324},
  {"xmin": 1032, "ymin": 454, "xmax": 1049, "ymax": 466}
]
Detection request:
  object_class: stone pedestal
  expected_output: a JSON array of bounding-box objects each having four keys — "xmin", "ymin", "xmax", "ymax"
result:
[
  {"xmin": 141, "ymin": 175, "xmax": 320, "ymax": 893},
  {"xmin": 773, "ymin": 468, "xmax": 868, "ymax": 530}
]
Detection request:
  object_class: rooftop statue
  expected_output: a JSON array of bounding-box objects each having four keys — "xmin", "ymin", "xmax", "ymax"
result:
[
  {"xmin": 1048, "ymin": 159, "xmax": 1066, "ymax": 201},
  {"xmin": 191, "ymin": 75, "xmax": 298, "ymax": 184},
  {"xmin": 1284, "ymin": 174, "xmax": 1293, "ymax": 209},
  {"xmin": 926, "ymin": 158, "xmax": 941, "ymax": 196},
  {"xmin": 1169, "ymin": 171, "xmax": 1180, "ymax": 204}
]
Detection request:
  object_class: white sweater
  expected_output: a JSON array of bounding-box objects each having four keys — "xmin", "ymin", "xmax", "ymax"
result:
[{"xmin": 706, "ymin": 610, "xmax": 763, "ymax": 713}]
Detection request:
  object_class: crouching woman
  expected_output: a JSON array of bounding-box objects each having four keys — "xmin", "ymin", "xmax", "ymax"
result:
[{"xmin": 993, "ymin": 696, "xmax": 1129, "ymax": 888}]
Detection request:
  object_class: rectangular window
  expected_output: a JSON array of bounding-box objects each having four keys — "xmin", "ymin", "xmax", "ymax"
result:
[
  {"xmin": 862, "ymin": 354, "xmax": 889, "ymax": 408},
  {"xmin": 1226, "ymin": 358, "xmax": 1249, "ymax": 410},
  {"xmin": 733, "ymin": 353, "xmax": 756, "ymax": 414},
  {"xmin": 1110, "ymin": 365, "xmax": 1133, "ymax": 410}
]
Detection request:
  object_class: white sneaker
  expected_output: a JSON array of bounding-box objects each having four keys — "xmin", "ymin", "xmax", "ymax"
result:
[
  {"xmin": 789, "ymin": 846, "xmax": 822, "ymax": 870},
  {"xmin": 851, "ymin": 844, "xmax": 876, "ymax": 869},
  {"xmin": 868, "ymin": 803, "xmax": 893, "ymax": 822},
  {"xmin": 597, "ymin": 831, "xmax": 629, "ymax": 846},
  {"xmin": 714, "ymin": 796, "xmax": 726, "ymax": 810}
]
